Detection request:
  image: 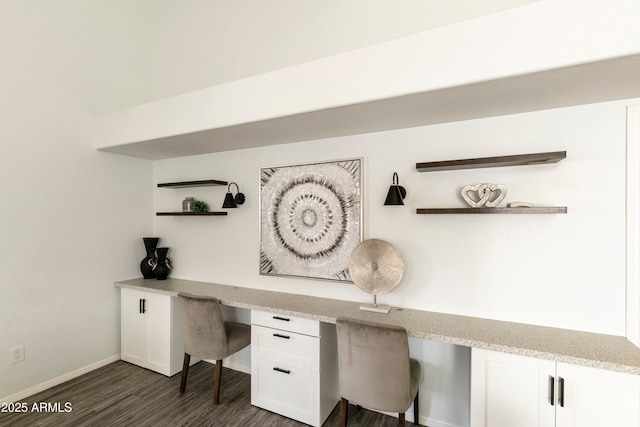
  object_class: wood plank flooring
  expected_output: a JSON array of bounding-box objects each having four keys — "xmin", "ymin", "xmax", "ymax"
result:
[{"xmin": 0, "ymin": 361, "xmax": 419, "ymax": 427}]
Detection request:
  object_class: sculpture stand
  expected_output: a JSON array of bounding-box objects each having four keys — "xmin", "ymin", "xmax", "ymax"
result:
[{"xmin": 359, "ymin": 295, "xmax": 391, "ymax": 314}]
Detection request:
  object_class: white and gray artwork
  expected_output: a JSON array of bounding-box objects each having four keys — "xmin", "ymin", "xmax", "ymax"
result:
[{"xmin": 260, "ymin": 159, "xmax": 362, "ymax": 282}]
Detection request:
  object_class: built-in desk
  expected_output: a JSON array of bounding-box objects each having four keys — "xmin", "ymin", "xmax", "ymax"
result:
[{"xmin": 115, "ymin": 277, "xmax": 640, "ymax": 376}]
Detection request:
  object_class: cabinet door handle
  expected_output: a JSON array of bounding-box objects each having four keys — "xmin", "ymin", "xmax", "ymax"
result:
[
  {"xmin": 141, "ymin": 298, "xmax": 146, "ymax": 314},
  {"xmin": 273, "ymin": 367, "xmax": 291, "ymax": 374},
  {"xmin": 272, "ymin": 316, "xmax": 290, "ymax": 322},
  {"xmin": 558, "ymin": 377, "xmax": 565, "ymax": 407},
  {"xmin": 548, "ymin": 376, "xmax": 555, "ymax": 406},
  {"xmin": 273, "ymin": 333, "xmax": 290, "ymax": 339},
  {"xmin": 139, "ymin": 298, "xmax": 143, "ymax": 314}
]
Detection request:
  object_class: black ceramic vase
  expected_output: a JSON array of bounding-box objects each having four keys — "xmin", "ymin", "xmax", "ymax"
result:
[
  {"xmin": 153, "ymin": 247, "xmax": 172, "ymax": 280},
  {"xmin": 140, "ymin": 237, "xmax": 159, "ymax": 279}
]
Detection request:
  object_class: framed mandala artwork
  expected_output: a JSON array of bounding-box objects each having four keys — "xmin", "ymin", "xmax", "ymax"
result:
[{"xmin": 260, "ymin": 158, "xmax": 362, "ymax": 282}]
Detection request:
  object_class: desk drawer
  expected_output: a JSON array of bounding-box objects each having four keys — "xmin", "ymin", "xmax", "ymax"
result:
[
  {"xmin": 252, "ymin": 310, "xmax": 319, "ymax": 337},
  {"xmin": 252, "ymin": 324, "xmax": 319, "ymax": 372},
  {"xmin": 251, "ymin": 357, "xmax": 318, "ymax": 426}
]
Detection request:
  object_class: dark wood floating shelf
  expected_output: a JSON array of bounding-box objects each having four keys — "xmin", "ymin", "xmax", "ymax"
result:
[
  {"xmin": 156, "ymin": 212, "xmax": 228, "ymax": 216},
  {"xmin": 416, "ymin": 207, "xmax": 567, "ymax": 214},
  {"xmin": 157, "ymin": 179, "xmax": 228, "ymax": 188},
  {"xmin": 416, "ymin": 151, "xmax": 566, "ymax": 172}
]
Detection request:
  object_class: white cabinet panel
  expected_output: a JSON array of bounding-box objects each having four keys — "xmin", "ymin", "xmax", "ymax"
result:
[
  {"xmin": 121, "ymin": 289, "xmax": 146, "ymax": 365},
  {"xmin": 472, "ymin": 349, "xmax": 640, "ymax": 427},
  {"xmin": 556, "ymin": 363, "xmax": 640, "ymax": 427},
  {"xmin": 120, "ymin": 288, "xmax": 185, "ymax": 376},
  {"xmin": 144, "ymin": 292, "xmax": 173, "ymax": 374},
  {"xmin": 471, "ymin": 348, "xmax": 555, "ymax": 427}
]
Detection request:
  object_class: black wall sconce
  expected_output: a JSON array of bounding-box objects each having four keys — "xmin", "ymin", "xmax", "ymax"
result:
[
  {"xmin": 384, "ymin": 172, "xmax": 406, "ymax": 206},
  {"xmin": 222, "ymin": 182, "xmax": 245, "ymax": 208}
]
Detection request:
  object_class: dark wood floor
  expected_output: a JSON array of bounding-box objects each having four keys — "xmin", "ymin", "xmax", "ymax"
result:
[{"xmin": 0, "ymin": 360, "xmax": 419, "ymax": 427}]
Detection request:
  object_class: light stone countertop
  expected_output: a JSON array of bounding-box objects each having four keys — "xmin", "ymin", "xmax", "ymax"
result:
[{"xmin": 115, "ymin": 277, "xmax": 640, "ymax": 375}]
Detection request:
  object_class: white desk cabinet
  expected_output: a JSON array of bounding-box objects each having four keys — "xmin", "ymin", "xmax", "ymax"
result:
[
  {"xmin": 471, "ymin": 349, "xmax": 640, "ymax": 427},
  {"xmin": 251, "ymin": 310, "xmax": 339, "ymax": 426},
  {"xmin": 120, "ymin": 288, "xmax": 185, "ymax": 376}
]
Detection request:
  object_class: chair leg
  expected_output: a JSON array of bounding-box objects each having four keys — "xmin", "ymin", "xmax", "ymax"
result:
[
  {"xmin": 339, "ymin": 398, "xmax": 349, "ymax": 427},
  {"xmin": 413, "ymin": 390, "xmax": 419, "ymax": 426},
  {"xmin": 179, "ymin": 353, "xmax": 190, "ymax": 393},
  {"xmin": 213, "ymin": 359, "xmax": 223, "ymax": 405},
  {"xmin": 398, "ymin": 412, "xmax": 405, "ymax": 427}
]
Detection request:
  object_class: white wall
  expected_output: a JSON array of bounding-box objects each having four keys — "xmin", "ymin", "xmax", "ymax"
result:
[
  {"xmin": 152, "ymin": 97, "xmax": 631, "ymax": 426},
  {"xmin": 149, "ymin": 0, "xmax": 537, "ymax": 99},
  {"xmin": 0, "ymin": 1, "xmax": 153, "ymax": 401},
  {"xmin": 627, "ymin": 106, "xmax": 640, "ymax": 347},
  {"xmin": 154, "ymin": 99, "xmax": 628, "ymax": 334}
]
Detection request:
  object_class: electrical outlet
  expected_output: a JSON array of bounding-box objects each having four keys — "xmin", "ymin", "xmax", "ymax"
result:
[{"xmin": 10, "ymin": 344, "xmax": 25, "ymax": 364}]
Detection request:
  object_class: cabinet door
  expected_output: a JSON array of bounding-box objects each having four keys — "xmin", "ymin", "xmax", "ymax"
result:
[
  {"xmin": 471, "ymin": 349, "xmax": 556, "ymax": 427},
  {"xmin": 556, "ymin": 363, "xmax": 640, "ymax": 427},
  {"xmin": 144, "ymin": 292, "xmax": 172, "ymax": 375},
  {"xmin": 121, "ymin": 289, "xmax": 146, "ymax": 366}
]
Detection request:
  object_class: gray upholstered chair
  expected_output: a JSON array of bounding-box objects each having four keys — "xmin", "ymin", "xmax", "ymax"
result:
[
  {"xmin": 336, "ymin": 317, "xmax": 421, "ymax": 427},
  {"xmin": 177, "ymin": 292, "xmax": 251, "ymax": 405}
]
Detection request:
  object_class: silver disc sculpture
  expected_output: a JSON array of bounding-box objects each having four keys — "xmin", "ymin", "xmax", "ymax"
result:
[{"xmin": 349, "ymin": 239, "xmax": 404, "ymax": 313}]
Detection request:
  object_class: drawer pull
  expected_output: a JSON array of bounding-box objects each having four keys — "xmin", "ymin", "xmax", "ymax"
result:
[
  {"xmin": 272, "ymin": 316, "xmax": 290, "ymax": 322},
  {"xmin": 273, "ymin": 333, "xmax": 290, "ymax": 339},
  {"xmin": 273, "ymin": 367, "xmax": 291, "ymax": 374}
]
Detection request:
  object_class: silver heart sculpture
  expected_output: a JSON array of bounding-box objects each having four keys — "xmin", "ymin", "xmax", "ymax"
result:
[
  {"xmin": 461, "ymin": 184, "xmax": 491, "ymax": 207},
  {"xmin": 484, "ymin": 184, "xmax": 507, "ymax": 207},
  {"xmin": 461, "ymin": 183, "xmax": 507, "ymax": 208}
]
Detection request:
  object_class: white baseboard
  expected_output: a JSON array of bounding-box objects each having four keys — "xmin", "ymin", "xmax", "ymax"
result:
[
  {"xmin": 377, "ymin": 407, "xmax": 461, "ymax": 427},
  {"xmin": 223, "ymin": 360, "xmax": 251, "ymax": 375},
  {"xmin": 1, "ymin": 354, "xmax": 120, "ymax": 404},
  {"xmin": 422, "ymin": 417, "xmax": 461, "ymax": 427},
  {"xmin": 201, "ymin": 358, "xmax": 251, "ymax": 375}
]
